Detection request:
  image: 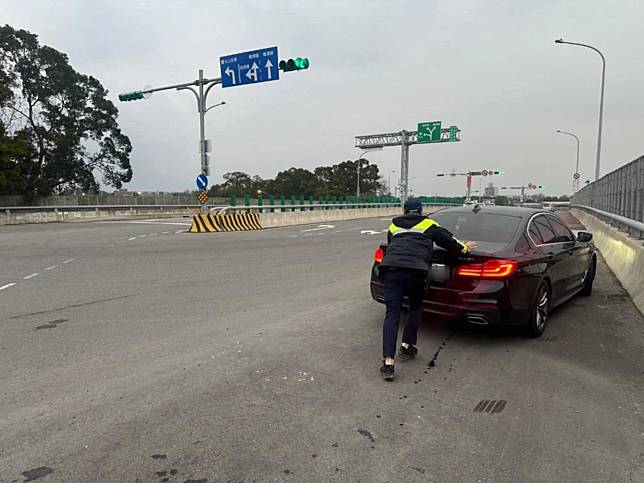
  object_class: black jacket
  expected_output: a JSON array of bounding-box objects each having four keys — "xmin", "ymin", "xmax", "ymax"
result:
[{"xmin": 380, "ymin": 213, "xmax": 469, "ymax": 272}]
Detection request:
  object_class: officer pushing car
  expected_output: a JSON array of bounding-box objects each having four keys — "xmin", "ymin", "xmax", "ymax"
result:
[{"xmin": 379, "ymin": 198, "xmax": 476, "ymax": 380}]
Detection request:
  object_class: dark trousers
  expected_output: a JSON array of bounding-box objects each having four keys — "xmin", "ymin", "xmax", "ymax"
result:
[{"xmin": 382, "ymin": 268, "xmax": 426, "ymax": 358}]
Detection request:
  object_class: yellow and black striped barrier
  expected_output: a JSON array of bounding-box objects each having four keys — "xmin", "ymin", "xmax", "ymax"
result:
[{"xmin": 189, "ymin": 212, "xmax": 262, "ymax": 233}]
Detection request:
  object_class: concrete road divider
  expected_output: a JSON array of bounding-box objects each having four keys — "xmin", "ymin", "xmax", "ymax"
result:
[
  {"xmin": 572, "ymin": 208, "xmax": 644, "ymax": 316},
  {"xmin": 189, "ymin": 213, "xmax": 262, "ymax": 233}
]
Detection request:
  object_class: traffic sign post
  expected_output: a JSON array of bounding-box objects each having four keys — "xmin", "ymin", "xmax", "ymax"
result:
[
  {"xmin": 417, "ymin": 121, "xmax": 442, "ymax": 143},
  {"xmin": 220, "ymin": 47, "xmax": 279, "ymax": 88},
  {"xmin": 355, "ymin": 122, "xmax": 461, "ymax": 206}
]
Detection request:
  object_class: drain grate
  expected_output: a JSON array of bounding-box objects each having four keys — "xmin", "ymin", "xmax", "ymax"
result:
[{"xmin": 474, "ymin": 399, "xmax": 506, "ymax": 413}]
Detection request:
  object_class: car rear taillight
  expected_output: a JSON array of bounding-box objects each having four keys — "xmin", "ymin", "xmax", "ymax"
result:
[
  {"xmin": 374, "ymin": 247, "xmax": 384, "ymax": 264},
  {"xmin": 456, "ymin": 259, "xmax": 518, "ymax": 279}
]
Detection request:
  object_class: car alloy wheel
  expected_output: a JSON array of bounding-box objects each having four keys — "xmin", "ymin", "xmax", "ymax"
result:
[
  {"xmin": 526, "ymin": 282, "xmax": 550, "ymax": 337},
  {"xmin": 535, "ymin": 285, "xmax": 549, "ymax": 331}
]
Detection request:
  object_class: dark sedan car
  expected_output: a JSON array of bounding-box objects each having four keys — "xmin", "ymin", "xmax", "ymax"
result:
[{"xmin": 370, "ymin": 206, "xmax": 596, "ymax": 336}]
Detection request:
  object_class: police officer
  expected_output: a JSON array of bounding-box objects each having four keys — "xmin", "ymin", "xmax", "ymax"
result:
[{"xmin": 379, "ymin": 198, "xmax": 475, "ymax": 380}]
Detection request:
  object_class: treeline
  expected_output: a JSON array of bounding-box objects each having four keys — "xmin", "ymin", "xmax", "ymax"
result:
[{"xmin": 207, "ymin": 160, "xmax": 384, "ymax": 198}]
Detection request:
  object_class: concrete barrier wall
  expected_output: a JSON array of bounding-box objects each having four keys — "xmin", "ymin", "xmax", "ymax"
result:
[
  {"xmin": 258, "ymin": 206, "xmax": 446, "ymax": 228},
  {"xmin": 0, "ymin": 208, "xmax": 195, "ymax": 225},
  {"xmin": 572, "ymin": 208, "xmax": 644, "ymax": 315}
]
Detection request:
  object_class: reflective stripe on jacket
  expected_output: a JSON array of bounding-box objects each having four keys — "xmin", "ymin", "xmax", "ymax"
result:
[{"xmin": 381, "ymin": 213, "xmax": 469, "ymax": 272}]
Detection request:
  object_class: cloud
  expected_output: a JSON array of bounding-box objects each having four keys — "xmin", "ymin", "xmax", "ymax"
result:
[{"xmin": 3, "ymin": 0, "xmax": 643, "ymax": 195}]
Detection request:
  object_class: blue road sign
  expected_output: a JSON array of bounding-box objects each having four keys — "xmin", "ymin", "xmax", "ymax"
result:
[
  {"xmin": 196, "ymin": 174, "xmax": 208, "ymax": 190},
  {"xmin": 220, "ymin": 47, "xmax": 279, "ymax": 88}
]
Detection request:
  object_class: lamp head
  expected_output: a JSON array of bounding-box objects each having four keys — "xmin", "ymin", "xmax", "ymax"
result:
[{"xmin": 555, "ymin": 38, "xmax": 564, "ymax": 44}]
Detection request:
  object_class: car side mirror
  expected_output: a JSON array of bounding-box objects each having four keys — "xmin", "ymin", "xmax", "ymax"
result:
[{"xmin": 577, "ymin": 231, "xmax": 593, "ymax": 242}]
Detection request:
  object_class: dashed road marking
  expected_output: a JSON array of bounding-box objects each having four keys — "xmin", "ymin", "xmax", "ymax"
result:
[
  {"xmin": 24, "ymin": 273, "xmax": 39, "ymax": 279},
  {"xmin": 138, "ymin": 235, "xmax": 147, "ymax": 238},
  {"xmin": 44, "ymin": 265, "xmax": 57, "ymax": 271},
  {"xmin": 128, "ymin": 237, "xmax": 137, "ymax": 241},
  {"xmin": 0, "ymin": 283, "xmax": 16, "ymax": 291},
  {"xmin": 62, "ymin": 258, "xmax": 75, "ymax": 264},
  {"xmin": 162, "ymin": 231, "xmax": 170, "ymax": 234},
  {"xmin": 149, "ymin": 233, "xmax": 159, "ymax": 236}
]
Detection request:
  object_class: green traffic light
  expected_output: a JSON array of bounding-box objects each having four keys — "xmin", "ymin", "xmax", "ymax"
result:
[
  {"xmin": 118, "ymin": 91, "xmax": 144, "ymax": 102},
  {"xmin": 279, "ymin": 57, "xmax": 310, "ymax": 72}
]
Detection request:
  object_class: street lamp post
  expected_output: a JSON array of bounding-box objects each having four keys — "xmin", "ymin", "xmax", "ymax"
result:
[
  {"xmin": 389, "ymin": 170, "xmax": 396, "ymax": 197},
  {"xmin": 555, "ymin": 38, "xmax": 605, "ymax": 182},
  {"xmin": 555, "ymin": 130, "xmax": 581, "ymax": 192}
]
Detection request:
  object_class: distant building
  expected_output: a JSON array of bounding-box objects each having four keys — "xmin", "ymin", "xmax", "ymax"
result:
[{"xmin": 484, "ymin": 182, "xmax": 497, "ymax": 198}]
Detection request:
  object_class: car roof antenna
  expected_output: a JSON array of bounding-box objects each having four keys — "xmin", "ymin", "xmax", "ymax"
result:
[{"xmin": 472, "ymin": 204, "xmax": 482, "ymax": 213}]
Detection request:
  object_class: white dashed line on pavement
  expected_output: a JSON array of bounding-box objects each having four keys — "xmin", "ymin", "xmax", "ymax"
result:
[
  {"xmin": 23, "ymin": 273, "xmax": 39, "ymax": 279},
  {"xmin": 138, "ymin": 235, "xmax": 147, "ymax": 238},
  {"xmin": 128, "ymin": 237, "xmax": 137, "ymax": 241},
  {"xmin": 44, "ymin": 265, "xmax": 57, "ymax": 271},
  {"xmin": 149, "ymin": 233, "xmax": 159, "ymax": 236},
  {"xmin": 62, "ymin": 258, "xmax": 75, "ymax": 264},
  {"xmin": 0, "ymin": 283, "xmax": 16, "ymax": 291}
]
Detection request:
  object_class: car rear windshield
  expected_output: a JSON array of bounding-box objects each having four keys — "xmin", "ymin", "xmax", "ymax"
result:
[{"xmin": 430, "ymin": 212, "xmax": 522, "ymax": 244}]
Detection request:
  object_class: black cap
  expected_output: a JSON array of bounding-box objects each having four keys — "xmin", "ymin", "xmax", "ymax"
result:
[{"xmin": 404, "ymin": 198, "xmax": 422, "ymax": 213}]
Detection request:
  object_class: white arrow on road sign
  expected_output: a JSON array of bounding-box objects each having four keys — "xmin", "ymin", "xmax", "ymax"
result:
[
  {"xmin": 246, "ymin": 62, "xmax": 259, "ymax": 81},
  {"xmin": 265, "ymin": 59, "xmax": 274, "ymax": 79},
  {"xmin": 301, "ymin": 224, "xmax": 334, "ymax": 232},
  {"xmin": 225, "ymin": 66, "xmax": 236, "ymax": 84}
]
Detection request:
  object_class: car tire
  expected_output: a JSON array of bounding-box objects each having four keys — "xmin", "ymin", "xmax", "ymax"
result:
[
  {"xmin": 525, "ymin": 281, "xmax": 550, "ymax": 338},
  {"xmin": 578, "ymin": 257, "xmax": 596, "ymax": 297}
]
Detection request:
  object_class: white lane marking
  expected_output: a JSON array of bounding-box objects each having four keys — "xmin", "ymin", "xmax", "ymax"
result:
[
  {"xmin": 162, "ymin": 231, "xmax": 170, "ymax": 234},
  {"xmin": 138, "ymin": 234, "xmax": 147, "ymax": 238},
  {"xmin": 128, "ymin": 237, "xmax": 137, "ymax": 241},
  {"xmin": 380, "ymin": 218, "xmax": 393, "ymax": 221},
  {"xmin": 62, "ymin": 258, "xmax": 75, "ymax": 264},
  {"xmin": 0, "ymin": 283, "xmax": 16, "ymax": 291},
  {"xmin": 149, "ymin": 233, "xmax": 159, "ymax": 236},
  {"xmin": 175, "ymin": 229, "xmax": 184, "ymax": 234},
  {"xmin": 301, "ymin": 224, "xmax": 335, "ymax": 232},
  {"xmin": 24, "ymin": 273, "xmax": 39, "ymax": 279},
  {"xmin": 361, "ymin": 229, "xmax": 388, "ymax": 235},
  {"xmin": 44, "ymin": 265, "xmax": 57, "ymax": 271},
  {"xmin": 97, "ymin": 220, "xmax": 192, "ymax": 226}
]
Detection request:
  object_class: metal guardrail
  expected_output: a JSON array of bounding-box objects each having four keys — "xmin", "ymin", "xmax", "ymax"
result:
[
  {"xmin": 573, "ymin": 204, "xmax": 644, "ymax": 239},
  {"xmin": 2, "ymin": 204, "xmax": 204, "ymax": 213},
  {"xmin": 571, "ymin": 155, "xmax": 644, "ymax": 223},
  {"xmin": 215, "ymin": 202, "xmax": 457, "ymax": 214}
]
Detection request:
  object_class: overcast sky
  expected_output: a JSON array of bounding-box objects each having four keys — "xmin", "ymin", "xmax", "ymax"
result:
[{"xmin": 3, "ymin": 0, "xmax": 643, "ymax": 196}]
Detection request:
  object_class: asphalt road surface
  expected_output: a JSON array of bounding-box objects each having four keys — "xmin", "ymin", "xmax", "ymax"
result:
[{"xmin": 1, "ymin": 213, "xmax": 643, "ymax": 482}]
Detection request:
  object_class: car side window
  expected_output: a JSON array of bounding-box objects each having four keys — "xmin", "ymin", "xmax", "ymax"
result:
[
  {"xmin": 530, "ymin": 215, "xmax": 557, "ymax": 244},
  {"xmin": 528, "ymin": 222, "xmax": 544, "ymax": 245},
  {"xmin": 547, "ymin": 216, "xmax": 575, "ymax": 243}
]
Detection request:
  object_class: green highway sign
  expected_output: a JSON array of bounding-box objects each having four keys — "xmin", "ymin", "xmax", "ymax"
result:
[
  {"xmin": 417, "ymin": 121, "xmax": 442, "ymax": 143},
  {"xmin": 449, "ymin": 125, "xmax": 458, "ymax": 142}
]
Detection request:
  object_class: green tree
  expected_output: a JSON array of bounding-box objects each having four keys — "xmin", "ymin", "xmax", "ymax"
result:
[
  {"xmin": 0, "ymin": 25, "xmax": 132, "ymax": 197},
  {"xmin": 270, "ymin": 167, "xmax": 318, "ymax": 196}
]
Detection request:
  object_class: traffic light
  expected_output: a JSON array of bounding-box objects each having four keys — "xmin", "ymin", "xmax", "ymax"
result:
[
  {"xmin": 279, "ymin": 57, "xmax": 310, "ymax": 72},
  {"xmin": 118, "ymin": 91, "xmax": 145, "ymax": 102}
]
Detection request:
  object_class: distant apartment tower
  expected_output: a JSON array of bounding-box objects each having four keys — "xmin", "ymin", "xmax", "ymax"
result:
[{"xmin": 484, "ymin": 182, "xmax": 497, "ymax": 198}]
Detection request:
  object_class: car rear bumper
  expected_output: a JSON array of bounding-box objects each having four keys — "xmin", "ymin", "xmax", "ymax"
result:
[{"xmin": 370, "ymin": 279, "xmax": 527, "ymax": 326}]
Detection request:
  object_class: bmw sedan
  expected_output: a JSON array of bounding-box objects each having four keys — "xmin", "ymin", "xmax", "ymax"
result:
[{"xmin": 370, "ymin": 206, "xmax": 597, "ymax": 337}]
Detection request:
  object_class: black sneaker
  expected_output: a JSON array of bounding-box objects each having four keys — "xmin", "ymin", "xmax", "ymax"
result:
[
  {"xmin": 380, "ymin": 362, "xmax": 395, "ymax": 381},
  {"xmin": 399, "ymin": 345, "xmax": 418, "ymax": 360}
]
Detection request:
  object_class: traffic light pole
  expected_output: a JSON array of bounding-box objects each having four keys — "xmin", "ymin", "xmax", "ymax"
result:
[{"xmin": 120, "ymin": 70, "xmax": 223, "ymax": 178}]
